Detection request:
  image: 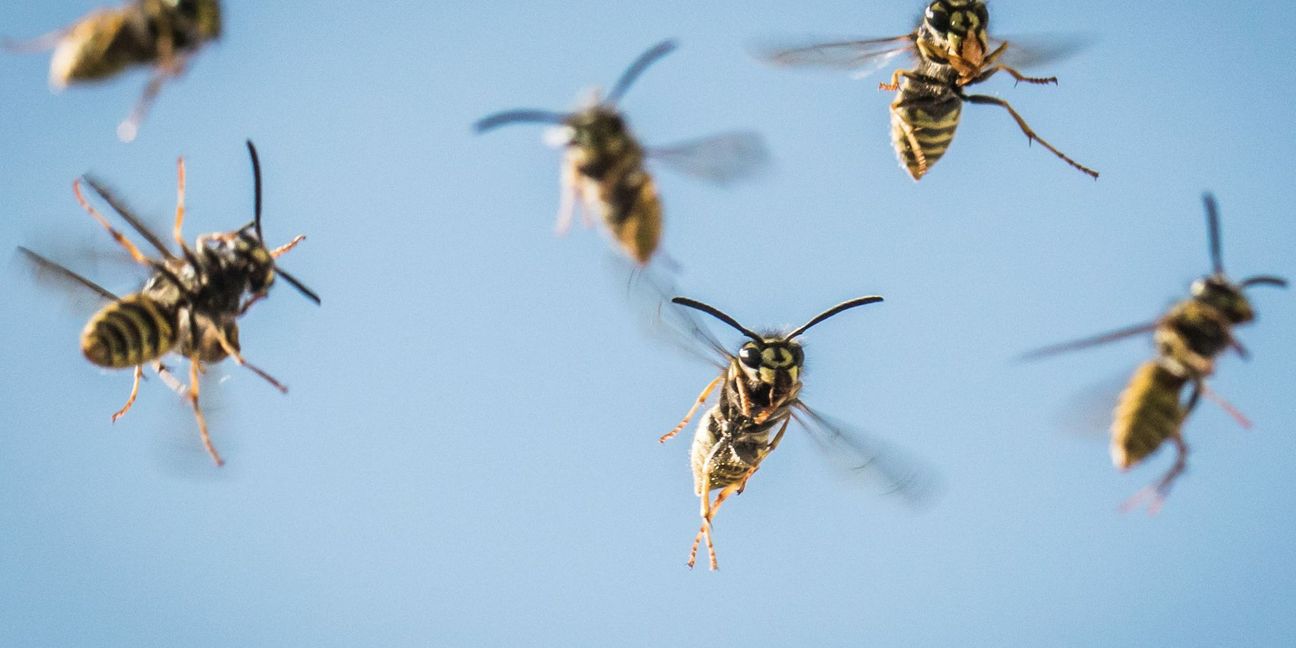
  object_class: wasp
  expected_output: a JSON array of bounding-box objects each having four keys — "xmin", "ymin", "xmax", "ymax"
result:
[
  {"xmin": 657, "ymin": 293, "xmax": 931, "ymax": 570},
  {"xmin": 4, "ymin": 0, "xmax": 222, "ymax": 142},
  {"xmin": 1022, "ymin": 194, "xmax": 1285, "ymax": 511},
  {"xmin": 19, "ymin": 140, "xmax": 319, "ymax": 466},
  {"xmin": 475, "ymin": 39, "xmax": 768, "ymax": 266},
  {"xmin": 760, "ymin": 0, "xmax": 1098, "ymax": 181}
]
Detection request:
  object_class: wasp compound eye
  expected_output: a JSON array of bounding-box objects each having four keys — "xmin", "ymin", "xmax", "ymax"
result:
[{"xmin": 739, "ymin": 345, "xmax": 762, "ymax": 369}]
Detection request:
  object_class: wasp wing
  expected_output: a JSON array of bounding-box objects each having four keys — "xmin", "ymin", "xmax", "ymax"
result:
[
  {"xmin": 791, "ymin": 402, "xmax": 939, "ymax": 507},
  {"xmin": 646, "ymin": 131, "xmax": 770, "ymax": 186},
  {"xmin": 988, "ymin": 33, "xmax": 1094, "ymax": 70},
  {"xmin": 18, "ymin": 246, "xmax": 120, "ymax": 302},
  {"xmin": 1017, "ymin": 320, "xmax": 1160, "ymax": 361},
  {"xmin": 611, "ymin": 259, "xmax": 729, "ymax": 368},
  {"xmin": 755, "ymin": 35, "xmax": 917, "ymax": 79},
  {"xmin": 82, "ymin": 175, "xmax": 177, "ymax": 260}
]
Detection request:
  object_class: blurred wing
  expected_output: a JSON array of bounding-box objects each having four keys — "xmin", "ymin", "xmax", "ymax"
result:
[
  {"xmin": 82, "ymin": 176, "xmax": 177, "ymax": 260},
  {"xmin": 18, "ymin": 244, "xmax": 120, "ymax": 300},
  {"xmin": 989, "ymin": 33, "xmax": 1094, "ymax": 70},
  {"xmin": 646, "ymin": 131, "xmax": 770, "ymax": 185},
  {"xmin": 1051, "ymin": 369, "xmax": 1130, "ymax": 440},
  {"xmin": 611, "ymin": 259, "xmax": 729, "ymax": 368},
  {"xmin": 792, "ymin": 402, "xmax": 940, "ymax": 508},
  {"xmin": 756, "ymin": 35, "xmax": 916, "ymax": 79},
  {"xmin": 1017, "ymin": 320, "xmax": 1159, "ymax": 361}
]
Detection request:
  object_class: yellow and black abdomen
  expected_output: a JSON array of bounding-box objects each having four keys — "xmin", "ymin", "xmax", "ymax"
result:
[
  {"xmin": 598, "ymin": 165, "xmax": 662, "ymax": 265},
  {"xmin": 50, "ymin": 9, "xmax": 156, "ymax": 86},
  {"xmin": 80, "ymin": 293, "xmax": 179, "ymax": 369},
  {"xmin": 890, "ymin": 88, "xmax": 962, "ymax": 181},
  {"xmin": 1110, "ymin": 361, "xmax": 1188, "ymax": 470}
]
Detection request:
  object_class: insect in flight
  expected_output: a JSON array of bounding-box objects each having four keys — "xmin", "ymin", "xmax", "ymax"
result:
[
  {"xmin": 19, "ymin": 140, "xmax": 320, "ymax": 466},
  {"xmin": 658, "ymin": 293, "xmax": 931, "ymax": 570},
  {"xmin": 4, "ymin": 0, "xmax": 222, "ymax": 142},
  {"xmin": 474, "ymin": 39, "xmax": 769, "ymax": 266},
  {"xmin": 1021, "ymin": 194, "xmax": 1285, "ymax": 512},
  {"xmin": 759, "ymin": 0, "xmax": 1098, "ymax": 181}
]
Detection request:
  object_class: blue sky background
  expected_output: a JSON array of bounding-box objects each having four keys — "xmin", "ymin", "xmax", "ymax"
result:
[{"xmin": 2, "ymin": 1, "xmax": 1294, "ymax": 646}]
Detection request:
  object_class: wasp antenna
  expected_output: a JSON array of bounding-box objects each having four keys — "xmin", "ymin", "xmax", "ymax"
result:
[
  {"xmin": 787, "ymin": 296, "xmax": 884, "ymax": 340},
  {"xmin": 246, "ymin": 140, "xmax": 263, "ymax": 241},
  {"xmin": 671, "ymin": 297, "xmax": 762, "ymax": 343},
  {"xmin": 1202, "ymin": 193, "xmax": 1223, "ymax": 275},
  {"xmin": 276, "ymin": 267, "xmax": 321, "ymax": 305},
  {"xmin": 473, "ymin": 110, "xmax": 571, "ymax": 134},
  {"xmin": 1241, "ymin": 275, "xmax": 1288, "ymax": 289},
  {"xmin": 606, "ymin": 39, "xmax": 678, "ymax": 105}
]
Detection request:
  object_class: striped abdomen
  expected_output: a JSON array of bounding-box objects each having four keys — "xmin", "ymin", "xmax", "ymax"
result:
[
  {"xmin": 1110, "ymin": 361, "xmax": 1188, "ymax": 470},
  {"xmin": 890, "ymin": 88, "xmax": 962, "ymax": 181},
  {"xmin": 51, "ymin": 9, "xmax": 155, "ymax": 86},
  {"xmin": 80, "ymin": 293, "xmax": 179, "ymax": 368},
  {"xmin": 581, "ymin": 160, "xmax": 661, "ymax": 265},
  {"xmin": 690, "ymin": 405, "xmax": 786, "ymax": 495}
]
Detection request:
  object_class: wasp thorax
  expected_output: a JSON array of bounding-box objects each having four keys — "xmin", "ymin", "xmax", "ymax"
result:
[
  {"xmin": 737, "ymin": 340, "xmax": 805, "ymax": 386},
  {"xmin": 1191, "ymin": 276, "xmax": 1254, "ymax": 324}
]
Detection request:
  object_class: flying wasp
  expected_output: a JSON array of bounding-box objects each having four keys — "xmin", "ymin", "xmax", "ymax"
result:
[
  {"xmin": 20, "ymin": 140, "xmax": 319, "ymax": 466},
  {"xmin": 657, "ymin": 293, "xmax": 931, "ymax": 570},
  {"xmin": 1021, "ymin": 194, "xmax": 1285, "ymax": 512},
  {"xmin": 760, "ymin": 0, "xmax": 1098, "ymax": 181},
  {"xmin": 4, "ymin": 0, "xmax": 222, "ymax": 142},
  {"xmin": 474, "ymin": 39, "xmax": 768, "ymax": 266}
]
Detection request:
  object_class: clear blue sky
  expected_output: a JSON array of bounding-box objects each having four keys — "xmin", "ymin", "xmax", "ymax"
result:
[{"xmin": 2, "ymin": 1, "xmax": 1295, "ymax": 646}]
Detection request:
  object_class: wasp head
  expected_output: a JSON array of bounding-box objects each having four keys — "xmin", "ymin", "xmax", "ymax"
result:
[
  {"xmin": 736, "ymin": 339, "xmax": 806, "ymax": 389},
  {"xmin": 551, "ymin": 106, "xmax": 630, "ymax": 152},
  {"xmin": 1191, "ymin": 276, "xmax": 1253, "ymax": 324},
  {"xmin": 921, "ymin": 0, "xmax": 990, "ymax": 71},
  {"xmin": 174, "ymin": 0, "xmax": 223, "ymax": 41}
]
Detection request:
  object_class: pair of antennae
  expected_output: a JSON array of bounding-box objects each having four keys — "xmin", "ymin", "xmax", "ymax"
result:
[
  {"xmin": 672, "ymin": 295, "xmax": 883, "ymax": 343},
  {"xmin": 473, "ymin": 39, "xmax": 678, "ymax": 133},
  {"xmin": 243, "ymin": 140, "xmax": 321, "ymax": 305},
  {"xmin": 1203, "ymin": 192, "xmax": 1287, "ymax": 290}
]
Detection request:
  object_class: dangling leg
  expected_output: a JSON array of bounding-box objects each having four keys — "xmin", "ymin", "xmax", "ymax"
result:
[
  {"xmin": 111, "ymin": 365, "xmax": 145, "ymax": 422},
  {"xmin": 212, "ymin": 326, "xmax": 289, "ymax": 394},
  {"xmin": 186, "ymin": 355, "xmax": 224, "ymax": 467},
  {"xmin": 961, "ymin": 93, "xmax": 1099, "ymax": 178},
  {"xmin": 986, "ymin": 65, "xmax": 1058, "ymax": 86},
  {"xmin": 73, "ymin": 180, "xmax": 152, "ymax": 266},
  {"xmin": 737, "ymin": 418, "xmax": 789, "ymax": 495},
  {"xmin": 1122, "ymin": 385, "xmax": 1199, "ymax": 514},
  {"xmin": 173, "ymin": 157, "xmax": 188, "ymax": 248},
  {"xmin": 689, "ymin": 481, "xmax": 746, "ymax": 571},
  {"xmin": 271, "ymin": 235, "xmax": 307, "ymax": 258},
  {"xmin": 153, "ymin": 362, "xmax": 186, "ymax": 395},
  {"xmin": 1200, "ymin": 382, "xmax": 1253, "ymax": 429},
  {"xmin": 660, "ymin": 376, "xmax": 722, "ymax": 443},
  {"xmin": 116, "ymin": 16, "xmax": 186, "ymax": 142},
  {"xmin": 555, "ymin": 161, "xmax": 579, "ymax": 235}
]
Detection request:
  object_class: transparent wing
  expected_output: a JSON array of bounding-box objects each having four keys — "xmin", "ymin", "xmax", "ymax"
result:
[
  {"xmin": 792, "ymin": 402, "xmax": 940, "ymax": 507},
  {"xmin": 609, "ymin": 258, "xmax": 729, "ymax": 368},
  {"xmin": 989, "ymin": 33, "xmax": 1094, "ymax": 70},
  {"xmin": 1017, "ymin": 320, "xmax": 1160, "ymax": 361},
  {"xmin": 646, "ymin": 131, "xmax": 770, "ymax": 186},
  {"xmin": 18, "ymin": 246, "xmax": 120, "ymax": 302},
  {"xmin": 755, "ymin": 35, "xmax": 917, "ymax": 79}
]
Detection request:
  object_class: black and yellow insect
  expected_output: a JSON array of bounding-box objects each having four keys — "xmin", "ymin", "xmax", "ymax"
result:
[
  {"xmin": 20, "ymin": 141, "xmax": 319, "ymax": 466},
  {"xmin": 4, "ymin": 0, "xmax": 222, "ymax": 141},
  {"xmin": 760, "ymin": 0, "xmax": 1097, "ymax": 181},
  {"xmin": 1022, "ymin": 194, "xmax": 1286, "ymax": 511},
  {"xmin": 658, "ymin": 294, "xmax": 929, "ymax": 570},
  {"xmin": 475, "ymin": 39, "xmax": 768, "ymax": 266}
]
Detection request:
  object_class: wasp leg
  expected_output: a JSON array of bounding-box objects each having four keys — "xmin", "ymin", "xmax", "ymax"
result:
[
  {"xmin": 975, "ymin": 64, "xmax": 1057, "ymax": 86},
  {"xmin": 961, "ymin": 93, "xmax": 1099, "ymax": 179},
  {"xmin": 111, "ymin": 365, "xmax": 146, "ymax": 422},
  {"xmin": 878, "ymin": 68, "xmax": 924, "ymax": 92},
  {"xmin": 271, "ymin": 235, "xmax": 307, "ymax": 259},
  {"xmin": 1200, "ymin": 382, "xmax": 1253, "ymax": 429},
  {"xmin": 118, "ymin": 62, "xmax": 186, "ymax": 143},
  {"xmin": 555, "ymin": 159, "xmax": 579, "ymax": 235},
  {"xmin": 172, "ymin": 157, "xmax": 189, "ymax": 248},
  {"xmin": 736, "ymin": 418, "xmax": 789, "ymax": 495},
  {"xmin": 689, "ymin": 481, "xmax": 748, "ymax": 571},
  {"xmin": 154, "ymin": 362, "xmax": 185, "ymax": 395},
  {"xmin": 73, "ymin": 180, "xmax": 152, "ymax": 266},
  {"xmin": 660, "ymin": 375, "xmax": 722, "ymax": 443},
  {"xmin": 212, "ymin": 326, "xmax": 289, "ymax": 394},
  {"xmin": 1122, "ymin": 385, "xmax": 1201, "ymax": 514},
  {"xmin": 186, "ymin": 355, "xmax": 224, "ymax": 467}
]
